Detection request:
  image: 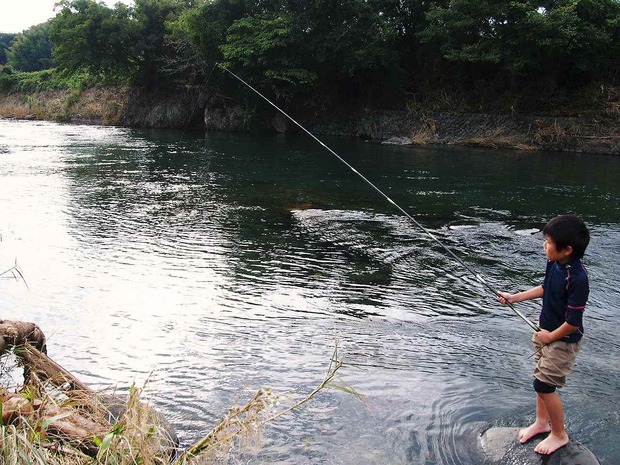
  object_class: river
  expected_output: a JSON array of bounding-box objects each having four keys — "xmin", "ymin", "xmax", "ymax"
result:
[{"xmin": 1, "ymin": 119, "xmax": 619, "ymax": 464}]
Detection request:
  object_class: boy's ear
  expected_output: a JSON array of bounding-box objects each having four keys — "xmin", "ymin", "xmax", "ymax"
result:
[{"xmin": 562, "ymin": 245, "xmax": 574, "ymax": 257}]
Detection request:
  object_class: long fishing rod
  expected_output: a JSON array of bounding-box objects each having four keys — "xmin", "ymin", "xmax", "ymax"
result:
[{"xmin": 218, "ymin": 64, "xmax": 540, "ymax": 333}]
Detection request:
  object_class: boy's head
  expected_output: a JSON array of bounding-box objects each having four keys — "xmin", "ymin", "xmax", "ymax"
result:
[{"xmin": 542, "ymin": 215, "xmax": 590, "ymax": 259}]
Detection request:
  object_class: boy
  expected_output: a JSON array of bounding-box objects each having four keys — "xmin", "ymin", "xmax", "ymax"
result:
[{"xmin": 498, "ymin": 214, "xmax": 590, "ymax": 455}]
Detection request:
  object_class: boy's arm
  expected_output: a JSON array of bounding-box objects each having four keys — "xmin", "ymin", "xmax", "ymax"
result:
[
  {"xmin": 535, "ymin": 322, "xmax": 579, "ymax": 344},
  {"xmin": 498, "ymin": 285, "xmax": 544, "ymax": 304}
]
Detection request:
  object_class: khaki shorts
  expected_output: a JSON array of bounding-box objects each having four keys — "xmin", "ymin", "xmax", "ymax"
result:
[{"xmin": 532, "ymin": 332, "xmax": 581, "ymax": 388}]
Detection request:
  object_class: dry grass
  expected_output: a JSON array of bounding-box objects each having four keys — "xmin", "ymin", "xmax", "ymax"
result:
[
  {"xmin": 1, "ymin": 343, "xmax": 353, "ymax": 465},
  {"xmin": 175, "ymin": 388, "xmax": 273, "ymax": 465},
  {"xmin": 532, "ymin": 119, "xmax": 570, "ymax": 145},
  {"xmin": 75, "ymin": 88, "xmax": 129, "ymax": 125},
  {"xmin": 0, "ymin": 95, "xmax": 36, "ymax": 119},
  {"xmin": 93, "ymin": 385, "xmax": 175, "ymax": 465},
  {"xmin": 411, "ymin": 115, "xmax": 438, "ymax": 145},
  {"xmin": 1, "ymin": 359, "xmax": 175, "ymax": 465},
  {"xmin": 0, "ymin": 91, "xmax": 69, "ymax": 121},
  {"xmin": 601, "ymin": 86, "xmax": 620, "ymax": 119},
  {"xmin": 606, "ymin": 100, "xmax": 620, "ymax": 118},
  {"xmin": 0, "ymin": 423, "xmax": 89, "ymax": 465},
  {"xmin": 460, "ymin": 128, "xmax": 537, "ymax": 151},
  {"xmin": 175, "ymin": 347, "xmax": 353, "ymax": 465},
  {"xmin": 0, "ymin": 88, "xmax": 129, "ymax": 124}
]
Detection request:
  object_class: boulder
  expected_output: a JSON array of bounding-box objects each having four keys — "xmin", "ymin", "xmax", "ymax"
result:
[
  {"xmin": 481, "ymin": 427, "xmax": 600, "ymax": 465},
  {"xmin": 272, "ymin": 112, "xmax": 288, "ymax": 133}
]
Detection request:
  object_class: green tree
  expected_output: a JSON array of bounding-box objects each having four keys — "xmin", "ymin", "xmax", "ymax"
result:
[
  {"xmin": 421, "ymin": 0, "xmax": 620, "ymax": 90},
  {"xmin": 291, "ymin": 0, "xmax": 402, "ymax": 99},
  {"xmin": 49, "ymin": 0, "xmax": 140, "ymax": 78},
  {"xmin": 165, "ymin": 0, "xmax": 249, "ymax": 83},
  {"xmin": 0, "ymin": 33, "xmax": 17, "ymax": 65},
  {"xmin": 133, "ymin": 0, "xmax": 186, "ymax": 88},
  {"xmin": 220, "ymin": 12, "xmax": 316, "ymax": 96},
  {"xmin": 537, "ymin": 0, "xmax": 620, "ymax": 85},
  {"xmin": 168, "ymin": 0, "xmax": 401, "ymax": 100},
  {"xmin": 377, "ymin": 0, "xmax": 433, "ymax": 70},
  {"xmin": 5, "ymin": 23, "xmax": 52, "ymax": 72}
]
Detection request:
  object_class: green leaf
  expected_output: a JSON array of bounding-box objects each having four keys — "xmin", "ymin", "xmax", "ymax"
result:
[
  {"xmin": 96, "ymin": 431, "xmax": 115, "ymax": 459},
  {"xmin": 328, "ymin": 383, "xmax": 366, "ymax": 400},
  {"xmin": 42, "ymin": 411, "xmax": 72, "ymax": 429}
]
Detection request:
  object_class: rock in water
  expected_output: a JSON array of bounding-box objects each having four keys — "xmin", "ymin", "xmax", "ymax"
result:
[
  {"xmin": 381, "ymin": 136, "xmax": 412, "ymax": 146},
  {"xmin": 272, "ymin": 112, "xmax": 288, "ymax": 133},
  {"xmin": 481, "ymin": 427, "xmax": 600, "ymax": 465}
]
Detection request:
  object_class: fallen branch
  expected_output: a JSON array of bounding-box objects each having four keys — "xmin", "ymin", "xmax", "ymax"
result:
[{"xmin": 17, "ymin": 343, "xmax": 89, "ymax": 392}]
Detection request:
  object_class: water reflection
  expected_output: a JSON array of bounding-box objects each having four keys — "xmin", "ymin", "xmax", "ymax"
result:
[{"xmin": 1, "ymin": 120, "xmax": 619, "ymax": 464}]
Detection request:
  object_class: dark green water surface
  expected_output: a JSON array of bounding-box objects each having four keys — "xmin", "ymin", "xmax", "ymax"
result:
[{"xmin": 1, "ymin": 120, "xmax": 619, "ymax": 464}]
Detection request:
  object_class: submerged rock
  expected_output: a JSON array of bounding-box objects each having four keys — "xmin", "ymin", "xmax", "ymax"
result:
[
  {"xmin": 481, "ymin": 427, "xmax": 600, "ymax": 465},
  {"xmin": 381, "ymin": 136, "xmax": 412, "ymax": 146}
]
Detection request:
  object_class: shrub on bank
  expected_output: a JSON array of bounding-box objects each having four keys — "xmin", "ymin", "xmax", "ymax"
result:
[{"xmin": 0, "ymin": 67, "xmax": 120, "ymax": 94}]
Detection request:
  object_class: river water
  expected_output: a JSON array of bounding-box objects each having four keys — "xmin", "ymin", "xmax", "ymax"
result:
[{"xmin": 1, "ymin": 119, "xmax": 619, "ymax": 464}]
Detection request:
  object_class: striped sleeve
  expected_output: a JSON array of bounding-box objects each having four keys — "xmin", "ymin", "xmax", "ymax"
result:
[{"xmin": 566, "ymin": 267, "xmax": 589, "ymax": 327}]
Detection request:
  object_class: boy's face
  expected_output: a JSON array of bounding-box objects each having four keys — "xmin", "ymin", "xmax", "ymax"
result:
[{"xmin": 544, "ymin": 235, "xmax": 573, "ymax": 263}]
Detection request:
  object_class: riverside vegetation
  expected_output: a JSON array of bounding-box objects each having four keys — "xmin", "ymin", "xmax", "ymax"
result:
[
  {"xmin": 2, "ymin": 0, "xmax": 620, "ymax": 153},
  {"xmin": 1, "ymin": 251, "xmax": 355, "ymax": 465},
  {"xmin": 0, "ymin": 320, "xmax": 351, "ymax": 465}
]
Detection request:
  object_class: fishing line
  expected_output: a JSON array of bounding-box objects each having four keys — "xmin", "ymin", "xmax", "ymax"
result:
[{"xmin": 218, "ymin": 64, "xmax": 540, "ymax": 333}]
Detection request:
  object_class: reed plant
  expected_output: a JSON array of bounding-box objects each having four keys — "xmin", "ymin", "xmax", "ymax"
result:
[
  {"xmin": 1, "ymin": 352, "xmax": 175, "ymax": 465},
  {"xmin": 0, "ymin": 423, "xmax": 80, "ymax": 465},
  {"xmin": 461, "ymin": 127, "xmax": 536, "ymax": 151},
  {"xmin": 411, "ymin": 115, "xmax": 438, "ymax": 145},
  {"xmin": 1, "ymin": 343, "xmax": 354, "ymax": 465},
  {"xmin": 0, "ymin": 95, "xmax": 31, "ymax": 119},
  {"xmin": 174, "ymin": 345, "xmax": 352, "ymax": 464}
]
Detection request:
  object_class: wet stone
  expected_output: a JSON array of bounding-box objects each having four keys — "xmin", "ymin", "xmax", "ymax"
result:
[{"xmin": 481, "ymin": 427, "xmax": 600, "ymax": 465}]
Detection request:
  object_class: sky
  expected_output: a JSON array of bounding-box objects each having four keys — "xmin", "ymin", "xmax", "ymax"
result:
[{"xmin": 0, "ymin": 0, "xmax": 134, "ymax": 34}]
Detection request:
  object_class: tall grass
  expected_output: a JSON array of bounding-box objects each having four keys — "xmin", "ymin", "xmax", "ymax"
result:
[
  {"xmin": 1, "ymin": 343, "xmax": 354, "ymax": 465},
  {"xmin": 1, "ymin": 348, "xmax": 175, "ymax": 465}
]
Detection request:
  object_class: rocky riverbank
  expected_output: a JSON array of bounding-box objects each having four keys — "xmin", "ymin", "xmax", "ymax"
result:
[
  {"xmin": 1, "ymin": 87, "xmax": 619, "ymax": 155},
  {"xmin": 308, "ymin": 109, "xmax": 620, "ymax": 155}
]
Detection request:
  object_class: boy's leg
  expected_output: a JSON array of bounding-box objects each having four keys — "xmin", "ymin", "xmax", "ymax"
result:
[
  {"xmin": 518, "ymin": 393, "xmax": 551, "ymax": 443},
  {"xmin": 520, "ymin": 335, "xmax": 552, "ymax": 443},
  {"xmin": 523, "ymin": 336, "xmax": 580, "ymax": 452},
  {"xmin": 534, "ymin": 392, "xmax": 569, "ymax": 454}
]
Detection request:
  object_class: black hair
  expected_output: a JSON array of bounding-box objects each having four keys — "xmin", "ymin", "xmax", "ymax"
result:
[{"xmin": 542, "ymin": 215, "xmax": 590, "ymax": 259}]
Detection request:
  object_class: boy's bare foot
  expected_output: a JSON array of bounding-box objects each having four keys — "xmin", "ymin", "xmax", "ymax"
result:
[
  {"xmin": 534, "ymin": 432, "xmax": 569, "ymax": 454},
  {"xmin": 518, "ymin": 422, "xmax": 551, "ymax": 443}
]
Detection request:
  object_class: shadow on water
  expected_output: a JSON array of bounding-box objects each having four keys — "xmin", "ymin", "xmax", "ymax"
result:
[{"xmin": 1, "ymin": 121, "xmax": 619, "ymax": 464}]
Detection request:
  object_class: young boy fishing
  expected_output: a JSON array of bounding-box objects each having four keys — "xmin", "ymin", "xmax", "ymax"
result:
[{"xmin": 498, "ymin": 214, "xmax": 590, "ymax": 455}]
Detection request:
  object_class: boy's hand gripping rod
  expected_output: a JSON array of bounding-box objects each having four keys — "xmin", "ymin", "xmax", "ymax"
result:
[{"xmin": 219, "ymin": 64, "xmax": 541, "ymax": 333}]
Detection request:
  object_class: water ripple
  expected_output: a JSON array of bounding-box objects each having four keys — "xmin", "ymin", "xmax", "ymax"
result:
[{"xmin": 1, "ymin": 120, "xmax": 619, "ymax": 464}]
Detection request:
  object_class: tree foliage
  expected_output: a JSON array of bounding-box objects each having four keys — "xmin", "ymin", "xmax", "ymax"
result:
[
  {"xmin": 5, "ymin": 23, "xmax": 52, "ymax": 72},
  {"xmin": 422, "ymin": 0, "xmax": 620, "ymax": 89},
  {"xmin": 165, "ymin": 0, "xmax": 249, "ymax": 83},
  {"xmin": 132, "ymin": 0, "xmax": 185, "ymax": 87},
  {"xmin": 49, "ymin": 0, "xmax": 140, "ymax": 78},
  {"xmin": 221, "ymin": 12, "xmax": 317, "ymax": 95},
  {"xmin": 292, "ymin": 0, "xmax": 401, "ymax": 98},
  {"xmin": 4, "ymin": 0, "xmax": 620, "ymax": 108},
  {"xmin": 0, "ymin": 33, "xmax": 17, "ymax": 65}
]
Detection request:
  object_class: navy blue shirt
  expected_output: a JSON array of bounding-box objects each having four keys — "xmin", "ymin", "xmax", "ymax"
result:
[{"xmin": 540, "ymin": 258, "xmax": 589, "ymax": 343}]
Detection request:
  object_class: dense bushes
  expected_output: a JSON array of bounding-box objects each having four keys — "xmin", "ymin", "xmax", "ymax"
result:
[{"xmin": 1, "ymin": 0, "xmax": 620, "ymax": 111}]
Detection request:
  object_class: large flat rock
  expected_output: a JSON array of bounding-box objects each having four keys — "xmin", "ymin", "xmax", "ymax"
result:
[{"xmin": 481, "ymin": 427, "xmax": 599, "ymax": 465}]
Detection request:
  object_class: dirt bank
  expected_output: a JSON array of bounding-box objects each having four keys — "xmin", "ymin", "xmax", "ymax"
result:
[{"xmin": 1, "ymin": 87, "xmax": 619, "ymax": 155}]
